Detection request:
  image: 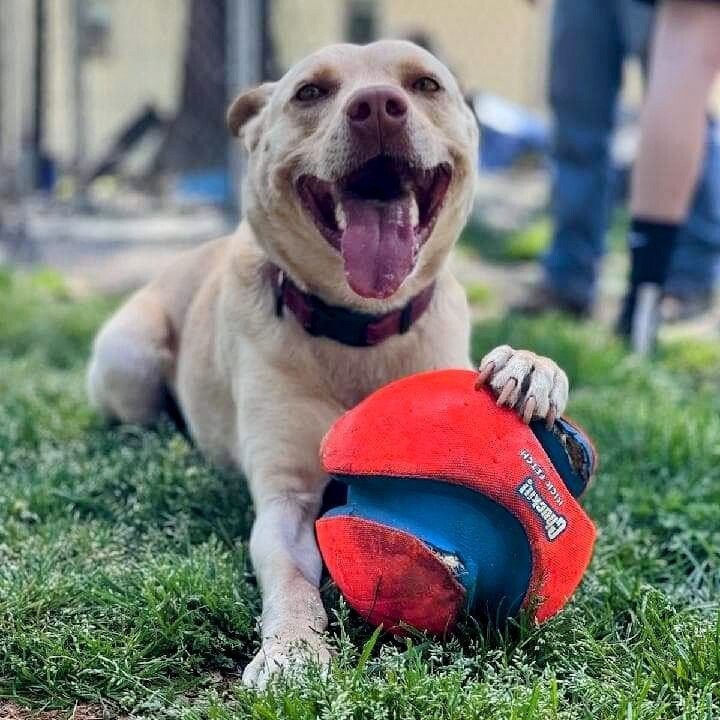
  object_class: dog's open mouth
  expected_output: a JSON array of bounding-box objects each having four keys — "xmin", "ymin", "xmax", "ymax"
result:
[{"xmin": 297, "ymin": 156, "xmax": 452, "ymax": 299}]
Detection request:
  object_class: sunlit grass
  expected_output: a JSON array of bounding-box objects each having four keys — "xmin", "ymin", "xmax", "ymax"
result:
[{"xmin": 1, "ymin": 270, "xmax": 718, "ymax": 718}]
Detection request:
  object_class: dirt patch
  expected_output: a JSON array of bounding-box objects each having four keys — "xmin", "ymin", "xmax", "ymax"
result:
[{"xmin": 0, "ymin": 701, "xmax": 120, "ymax": 720}]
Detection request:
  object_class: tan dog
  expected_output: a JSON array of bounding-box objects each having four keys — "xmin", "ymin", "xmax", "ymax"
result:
[{"xmin": 87, "ymin": 41, "xmax": 568, "ymax": 686}]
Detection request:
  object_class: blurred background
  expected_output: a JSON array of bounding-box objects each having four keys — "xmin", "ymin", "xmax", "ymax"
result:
[{"xmin": 1, "ymin": 0, "xmax": 719, "ymax": 332}]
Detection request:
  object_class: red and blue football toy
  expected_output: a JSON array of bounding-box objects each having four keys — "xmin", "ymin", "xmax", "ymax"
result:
[{"xmin": 315, "ymin": 369, "xmax": 597, "ymax": 634}]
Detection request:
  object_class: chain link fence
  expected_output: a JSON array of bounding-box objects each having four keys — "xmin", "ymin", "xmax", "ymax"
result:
[
  {"xmin": 39, "ymin": 0, "xmax": 242, "ymax": 191},
  {"xmin": 0, "ymin": 0, "xmax": 275, "ymax": 269},
  {"xmin": 0, "ymin": 0, "xmax": 556, "ymax": 286}
]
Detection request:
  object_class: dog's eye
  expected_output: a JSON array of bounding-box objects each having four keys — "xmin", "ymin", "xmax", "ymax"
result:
[
  {"xmin": 412, "ymin": 77, "xmax": 441, "ymax": 93},
  {"xmin": 295, "ymin": 84, "xmax": 327, "ymax": 102}
]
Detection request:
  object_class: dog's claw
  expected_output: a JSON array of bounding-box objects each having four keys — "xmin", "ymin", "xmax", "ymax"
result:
[
  {"xmin": 545, "ymin": 405, "xmax": 557, "ymax": 429},
  {"xmin": 522, "ymin": 396, "xmax": 536, "ymax": 424},
  {"xmin": 477, "ymin": 345, "xmax": 568, "ymax": 425},
  {"xmin": 475, "ymin": 362, "xmax": 495, "ymax": 388},
  {"xmin": 496, "ymin": 378, "xmax": 517, "ymax": 407}
]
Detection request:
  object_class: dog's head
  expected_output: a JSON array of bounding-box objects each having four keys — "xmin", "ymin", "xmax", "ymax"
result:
[{"xmin": 229, "ymin": 40, "xmax": 478, "ymax": 307}]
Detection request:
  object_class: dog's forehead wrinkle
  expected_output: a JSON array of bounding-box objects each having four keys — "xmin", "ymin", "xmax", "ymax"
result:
[
  {"xmin": 283, "ymin": 44, "xmax": 361, "ymax": 83},
  {"xmin": 361, "ymin": 38, "xmax": 442, "ymax": 65},
  {"xmin": 288, "ymin": 64, "xmax": 342, "ymax": 95},
  {"xmin": 280, "ymin": 40, "xmax": 455, "ymax": 95},
  {"xmin": 367, "ymin": 42, "xmax": 456, "ymax": 80}
]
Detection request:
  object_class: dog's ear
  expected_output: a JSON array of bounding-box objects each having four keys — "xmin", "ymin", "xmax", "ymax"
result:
[{"xmin": 227, "ymin": 83, "xmax": 276, "ymax": 148}]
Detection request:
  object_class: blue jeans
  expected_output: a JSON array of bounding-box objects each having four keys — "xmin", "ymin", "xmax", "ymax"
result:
[{"xmin": 544, "ymin": 0, "xmax": 720, "ymax": 306}]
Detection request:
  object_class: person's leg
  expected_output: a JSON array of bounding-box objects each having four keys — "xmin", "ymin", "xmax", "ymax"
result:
[
  {"xmin": 664, "ymin": 118, "xmax": 720, "ymax": 315},
  {"xmin": 622, "ymin": 0, "xmax": 720, "ymax": 321},
  {"xmin": 623, "ymin": 0, "xmax": 719, "ymax": 320},
  {"xmin": 631, "ymin": 3, "xmax": 720, "ymax": 221},
  {"xmin": 621, "ymin": 0, "xmax": 720, "ymax": 350},
  {"xmin": 537, "ymin": 0, "xmax": 624, "ymax": 313},
  {"xmin": 618, "ymin": 0, "xmax": 655, "ymax": 59}
]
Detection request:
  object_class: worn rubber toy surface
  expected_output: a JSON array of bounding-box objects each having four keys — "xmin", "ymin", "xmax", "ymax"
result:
[{"xmin": 315, "ymin": 369, "xmax": 597, "ymax": 634}]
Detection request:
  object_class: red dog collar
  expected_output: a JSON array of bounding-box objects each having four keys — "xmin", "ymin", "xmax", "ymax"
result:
[{"xmin": 270, "ymin": 266, "xmax": 434, "ymax": 347}]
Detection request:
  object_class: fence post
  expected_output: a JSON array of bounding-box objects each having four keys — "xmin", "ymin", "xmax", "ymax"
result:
[
  {"xmin": 71, "ymin": 0, "xmax": 88, "ymax": 200},
  {"xmin": 32, "ymin": 0, "xmax": 46, "ymax": 190},
  {"xmin": 226, "ymin": 0, "xmax": 265, "ymax": 219}
]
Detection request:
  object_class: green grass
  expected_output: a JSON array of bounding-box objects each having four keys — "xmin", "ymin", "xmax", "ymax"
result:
[
  {"xmin": 1, "ymin": 269, "xmax": 720, "ymax": 718},
  {"xmin": 465, "ymin": 281, "xmax": 493, "ymax": 306},
  {"xmin": 461, "ymin": 211, "xmax": 630, "ymax": 264},
  {"xmin": 460, "ymin": 219, "xmax": 551, "ymax": 263}
]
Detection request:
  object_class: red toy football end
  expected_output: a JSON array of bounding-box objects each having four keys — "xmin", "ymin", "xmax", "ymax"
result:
[{"xmin": 316, "ymin": 515, "xmax": 466, "ymax": 635}]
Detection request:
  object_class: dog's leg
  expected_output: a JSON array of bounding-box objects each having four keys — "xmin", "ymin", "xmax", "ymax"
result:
[
  {"xmin": 87, "ymin": 290, "xmax": 174, "ymax": 424},
  {"xmin": 476, "ymin": 345, "xmax": 569, "ymax": 426},
  {"xmin": 238, "ymin": 386, "xmax": 340, "ymax": 688},
  {"xmin": 242, "ymin": 479, "xmax": 331, "ymax": 687}
]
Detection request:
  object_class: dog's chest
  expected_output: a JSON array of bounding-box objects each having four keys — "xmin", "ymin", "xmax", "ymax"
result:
[{"xmin": 308, "ymin": 331, "xmax": 440, "ymax": 410}]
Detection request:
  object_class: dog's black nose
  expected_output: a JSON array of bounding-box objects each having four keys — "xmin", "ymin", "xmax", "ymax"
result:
[{"xmin": 346, "ymin": 85, "xmax": 408, "ymax": 139}]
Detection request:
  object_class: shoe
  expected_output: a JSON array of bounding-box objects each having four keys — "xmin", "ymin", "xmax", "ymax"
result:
[
  {"xmin": 510, "ymin": 285, "xmax": 591, "ymax": 319},
  {"xmin": 615, "ymin": 289, "xmax": 635, "ymax": 338},
  {"xmin": 616, "ymin": 283, "xmax": 662, "ymax": 354}
]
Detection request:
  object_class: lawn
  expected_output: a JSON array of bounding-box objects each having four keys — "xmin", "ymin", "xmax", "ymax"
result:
[{"xmin": 1, "ymin": 268, "xmax": 719, "ymax": 719}]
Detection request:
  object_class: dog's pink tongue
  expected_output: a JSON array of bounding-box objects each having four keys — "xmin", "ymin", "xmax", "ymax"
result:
[{"xmin": 340, "ymin": 197, "xmax": 416, "ymax": 299}]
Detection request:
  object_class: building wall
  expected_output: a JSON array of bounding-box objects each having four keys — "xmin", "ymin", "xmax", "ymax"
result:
[
  {"xmin": 271, "ymin": 0, "xmax": 550, "ymax": 109},
  {"xmin": 271, "ymin": 0, "xmax": 720, "ymax": 114},
  {"xmin": 45, "ymin": 0, "xmax": 75, "ymax": 167},
  {"xmin": 82, "ymin": 0, "xmax": 186, "ymax": 159},
  {"xmin": 4, "ymin": 0, "xmax": 720, "ymax": 182},
  {"xmin": 271, "ymin": 0, "xmax": 345, "ymax": 72},
  {"xmin": 380, "ymin": 0, "xmax": 548, "ymax": 107},
  {"xmin": 44, "ymin": 0, "xmax": 187, "ymax": 165},
  {"xmin": 0, "ymin": 0, "xmax": 36, "ymax": 187}
]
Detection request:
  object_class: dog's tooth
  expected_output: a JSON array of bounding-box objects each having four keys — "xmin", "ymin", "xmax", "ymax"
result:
[
  {"xmin": 410, "ymin": 193, "xmax": 419, "ymax": 227},
  {"xmin": 335, "ymin": 201, "xmax": 346, "ymax": 231}
]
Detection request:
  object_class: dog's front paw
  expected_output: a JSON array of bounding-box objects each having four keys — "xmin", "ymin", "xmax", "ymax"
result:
[
  {"xmin": 475, "ymin": 345, "xmax": 568, "ymax": 427},
  {"xmin": 242, "ymin": 635, "xmax": 332, "ymax": 689}
]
